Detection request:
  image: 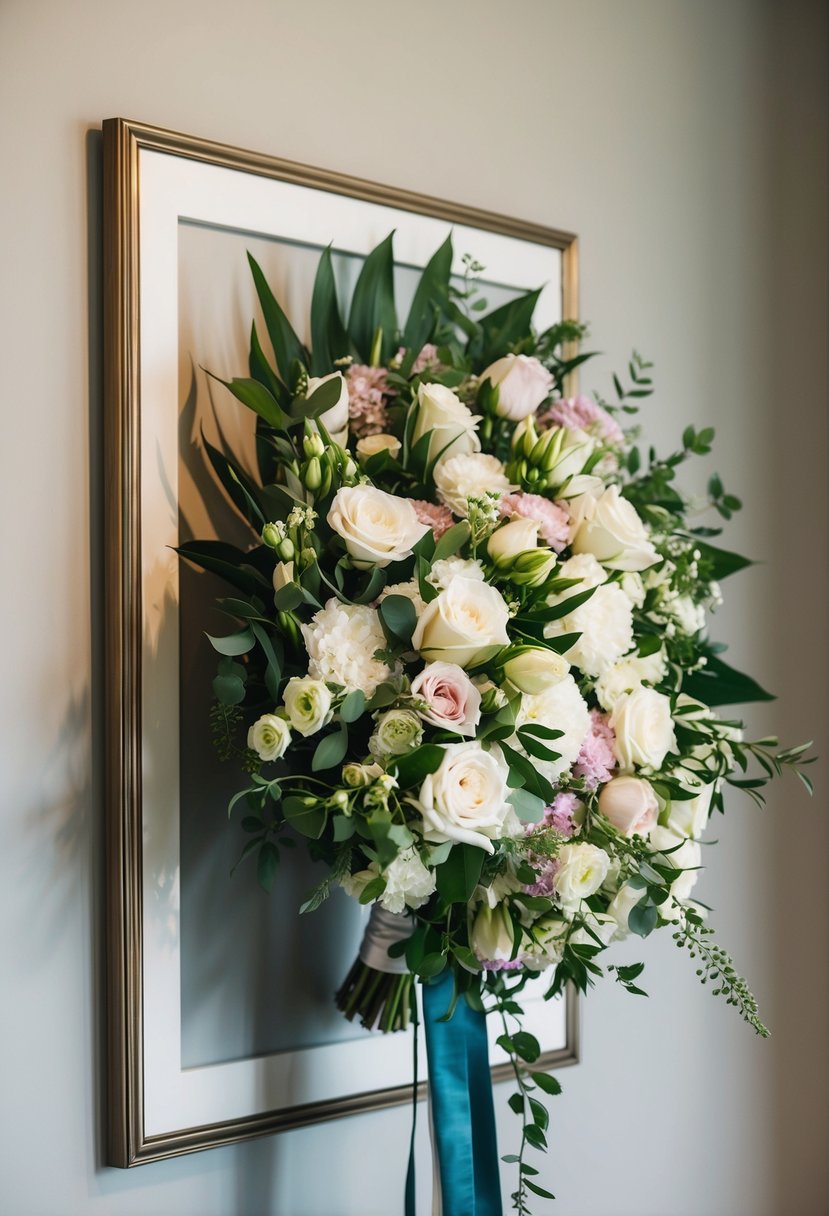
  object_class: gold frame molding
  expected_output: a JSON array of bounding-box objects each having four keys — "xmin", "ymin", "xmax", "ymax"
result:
[{"xmin": 103, "ymin": 116, "xmax": 580, "ymax": 1168}]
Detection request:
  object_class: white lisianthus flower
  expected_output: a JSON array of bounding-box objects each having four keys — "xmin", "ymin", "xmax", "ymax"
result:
[
  {"xmin": 434, "ymin": 452, "xmax": 514, "ymax": 516},
  {"xmin": 327, "ymin": 485, "xmax": 430, "ymax": 568},
  {"xmin": 342, "ymin": 761, "xmax": 384, "ymax": 787},
  {"xmin": 544, "ymin": 553, "xmax": 633, "ymax": 677},
  {"xmin": 502, "ymin": 647, "xmax": 570, "ymax": 695},
  {"xmin": 666, "ymin": 782, "xmax": 715, "ymax": 839},
  {"xmin": 356, "ymin": 432, "xmax": 402, "ymax": 462},
  {"xmin": 369, "ymin": 709, "xmax": 423, "ymax": 758},
  {"xmin": 305, "ymin": 371, "xmax": 349, "ymax": 444},
  {"xmin": 481, "ymin": 353, "xmax": 554, "ymax": 421},
  {"xmin": 487, "ymin": 517, "xmax": 541, "ymax": 564},
  {"xmin": 649, "ymin": 825, "xmax": 702, "ymax": 914},
  {"xmin": 340, "ymin": 868, "xmax": 376, "ymax": 901},
  {"xmin": 515, "ymin": 675, "xmax": 590, "ymax": 783},
  {"xmin": 412, "ymin": 577, "xmax": 511, "ymax": 668},
  {"xmin": 607, "ymin": 883, "xmax": 647, "ymax": 938},
  {"xmin": 598, "ymin": 775, "xmax": 659, "ymax": 837},
  {"xmin": 522, "ymin": 914, "xmax": 569, "ymax": 971},
  {"xmin": 414, "ymin": 741, "xmax": 513, "ymax": 852},
  {"xmin": 554, "ymin": 843, "xmax": 611, "ymax": 911},
  {"xmin": 379, "ymin": 848, "xmax": 436, "ymax": 914},
  {"xmin": 410, "ymin": 661, "xmax": 482, "ymax": 736},
  {"xmin": 302, "ymin": 598, "xmax": 393, "ymax": 696},
  {"xmin": 570, "ymin": 485, "xmax": 659, "ymax": 571},
  {"xmin": 470, "ymin": 902, "xmax": 517, "ymax": 962},
  {"xmin": 610, "ymin": 686, "xmax": 677, "ymax": 772},
  {"xmin": 413, "ymin": 382, "xmax": 481, "ymax": 464},
  {"xmin": 247, "ymin": 713, "xmax": 291, "ymax": 761},
  {"xmin": 594, "ymin": 649, "xmax": 668, "ymax": 711},
  {"xmin": 282, "ymin": 677, "xmax": 333, "ymax": 737},
  {"xmin": 427, "ymin": 555, "xmax": 485, "ymax": 591}
]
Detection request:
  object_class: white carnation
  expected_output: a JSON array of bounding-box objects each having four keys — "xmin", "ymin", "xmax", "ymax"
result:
[
  {"xmin": 515, "ymin": 674, "xmax": 590, "ymax": 783},
  {"xmin": 434, "ymin": 452, "xmax": 514, "ymax": 516},
  {"xmin": 380, "ymin": 848, "xmax": 437, "ymax": 914},
  {"xmin": 545, "ymin": 554, "xmax": 633, "ymax": 677},
  {"xmin": 595, "ymin": 649, "xmax": 667, "ymax": 711},
  {"xmin": 302, "ymin": 598, "xmax": 393, "ymax": 696},
  {"xmin": 427, "ymin": 555, "xmax": 485, "ymax": 590}
]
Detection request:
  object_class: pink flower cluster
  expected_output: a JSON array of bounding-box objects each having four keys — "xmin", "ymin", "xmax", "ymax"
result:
[
  {"xmin": 525, "ymin": 857, "xmax": 561, "ymax": 899},
  {"xmin": 345, "ymin": 364, "xmax": 390, "ymax": 437},
  {"xmin": 541, "ymin": 393, "xmax": 624, "ymax": 445},
  {"xmin": 411, "ymin": 499, "xmax": 455, "ymax": 540},
  {"xmin": 543, "ymin": 791, "xmax": 579, "ymax": 837},
  {"xmin": 573, "ymin": 710, "xmax": 617, "ymax": 789},
  {"xmin": 498, "ymin": 492, "xmax": 570, "ymax": 552}
]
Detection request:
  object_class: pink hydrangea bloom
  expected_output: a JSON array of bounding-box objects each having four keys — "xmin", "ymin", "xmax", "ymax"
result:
[
  {"xmin": 498, "ymin": 492, "xmax": 570, "ymax": 552},
  {"xmin": 541, "ymin": 393, "xmax": 625, "ymax": 445},
  {"xmin": 543, "ymin": 791, "xmax": 579, "ymax": 837},
  {"xmin": 573, "ymin": 709, "xmax": 617, "ymax": 789},
  {"xmin": 411, "ymin": 499, "xmax": 455, "ymax": 540},
  {"xmin": 345, "ymin": 364, "xmax": 390, "ymax": 437},
  {"xmin": 396, "ymin": 343, "xmax": 442, "ymax": 376}
]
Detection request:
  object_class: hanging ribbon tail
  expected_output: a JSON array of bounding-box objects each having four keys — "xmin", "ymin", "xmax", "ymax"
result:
[{"xmin": 422, "ymin": 971, "xmax": 503, "ymax": 1216}]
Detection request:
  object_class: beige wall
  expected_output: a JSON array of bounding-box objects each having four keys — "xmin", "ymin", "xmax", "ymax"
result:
[{"xmin": 0, "ymin": 1, "xmax": 826, "ymax": 1213}]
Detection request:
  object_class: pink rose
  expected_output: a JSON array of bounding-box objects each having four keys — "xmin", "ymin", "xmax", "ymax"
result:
[
  {"xmin": 410, "ymin": 661, "xmax": 482, "ymax": 737},
  {"xmin": 598, "ymin": 775, "xmax": 658, "ymax": 837}
]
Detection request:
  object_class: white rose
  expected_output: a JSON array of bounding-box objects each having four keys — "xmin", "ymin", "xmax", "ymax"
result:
[
  {"xmin": 502, "ymin": 647, "xmax": 570, "ymax": 695},
  {"xmin": 379, "ymin": 847, "xmax": 436, "ymax": 914},
  {"xmin": 471, "ymin": 903, "xmax": 516, "ymax": 962},
  {"xmin": 433, "ymin": 452, "xmax": 514, "ymax": 516},
  {"xmin": 411, "ymin": 577, "xmax": 510, "ymax": 668},
  {"xmin": 415, "ymin": 741, "xmax": 513, "ymax": 853},
  {"xmin": 515, "ymin": 674, "xmax": 590, "ymax": 783},
  {"xmin": 610, "ymin": 686, "xmax": 676, "ymax": 772},
  {"xmin": 666, "ymin": 782, "xmax": 715, "ymax": 839},
  {"xmin": 413, "ymin": 382, "xmax": 481, "ymax": 465},
  {"xmin": 282, "ymin": 677, "xmax": 333, "ymax": 737},
  {"xmin": 410, "ymin": 661, "xmax": 482, "ymax": 736},
  {"xmin": 570, "ymin": 485, "xmax": 659, "ymax": 571},
  {"xmin": 356, "ymin": 432, "xmax": 401, "ymax": 462},
  {"xmin": 544, "ymin": 555, "xmax": 633, "ymax": 677},
  {"xmin": 306, "ymin": 371, "xmax": 349, "ymax": 443},
  {"xmin": 554, "ymin": 843, "xmax": 611, "ymax": 910},
  {"xmin": 247, "ymin": 713, "xmax": 291, "ymax": 761},
  {"xmin": 607, "ymin": 883, "xmax": 646, "ymax": 938},
  {"xmin": 327, "ymin": 485, "xmax": 429, "ymax": 568},
  {"xmin": 594, "ymin": 649, "xmax": 667, "ymax": 711},
  {"xmin": 649, "ymin": 825, "xmax": 702, "ymax": 912},
  {"xmin": 481, "ymin": 353, "xmax": 554, "ymax": 421},
  {"xmin": 487, "ymin": 517, "xmax": 540, "ymax": 564},
  {"xmin": 598, "ymin": 775, "xmax": 659, "ymax": 837}
]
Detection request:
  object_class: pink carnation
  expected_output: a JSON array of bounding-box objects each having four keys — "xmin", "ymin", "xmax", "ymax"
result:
[
  {"xmin": 543, "ymin": 791, "xmax": 579, "ymax": 837},
  {"xmin": 396, "ymin": 343, "xmax": 442, "ymax": 376},
  {"xmin": 345, "ymin": 364, "xmax": 391, "ymax": 437},
  {"xmin": 411, "ymin": 499, "xmax": 455, "ymax": 540},
  {"xmin": 541, "ymin": 393, "xmax": 624, "ymax": 445},
  {"xmin": 498, "ymin": 492, "xmax": 570, "ymax": 552},
  {"xmin": 524, "ymin": 857, "xmax": 561, "ymax": 898},
  {"xmin": 573, "ymin": 709, "xmax": 617, "ymax": 789}
]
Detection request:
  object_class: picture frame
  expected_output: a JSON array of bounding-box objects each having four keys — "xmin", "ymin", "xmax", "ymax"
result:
[{"xmin": 103, "ymin": 116, "xmax": 580, "ymax": 1169}]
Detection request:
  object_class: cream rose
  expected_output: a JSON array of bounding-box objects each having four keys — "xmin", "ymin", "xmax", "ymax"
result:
[
  {"xmin": 598, "ymin": 775, "xmax": 659, "ymax": 837},
  {"xmin": 415, "ymin": 741, "xmax": 513, "ymax": 852},
  {"xmin": 610, "ymin": 686, "xmax": 676, "ymax": 772},
  {"xmin": 554, "ymin": 842, "xmax": 611, "ymax": 910},
  {"xmin": 327, "ymin": 485, "xmax": 429, "ymax": 568},
  {"xmin": 247, "ymin": 713, "xmax": 291, "ymax": 762},
  {"xmin": 413, "ymin": 382, "xmax": 481, "ymax": 465},
  {"xmin": 305, "ymin": 371, "xmax": 349, "ymax": 443},
  {"xmin": 282, "ymin": 677, "xmax": 333, "ymax": 737},
  {"xmin": 481, "ymin": 353, "xmax": 554, "ymax": 421},
  {"xmin": 434, "ymin": 452, "xmax": 514, "ymax": 517},
  {"xmin": 501, "ymin": 647, "xmax": 570, "ymax": 695},
  {"xmin": 356, "ymin": 432, "xmax": 402, "ymax": 462},
  {"xmin": 570, "ymin": 485, "xmax": 659, "ymax": 571},
  {"xmin": 410, "ymin": 661, "xmax": 482, "ymax": 736},
  {"xmin": 412, "ymin": 577, "xmax": 510, "ymax": 668}
]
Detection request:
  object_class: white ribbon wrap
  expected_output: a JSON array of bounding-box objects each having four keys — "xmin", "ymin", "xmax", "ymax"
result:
[{"xmin": 358, "ymin": 904, "xmax": 413, "ymax": 974}]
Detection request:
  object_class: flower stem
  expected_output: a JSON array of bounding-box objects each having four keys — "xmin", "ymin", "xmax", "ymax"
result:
[{"xmin": 336, "ymin": 958, "xmax": 413, "ymax": 1032}]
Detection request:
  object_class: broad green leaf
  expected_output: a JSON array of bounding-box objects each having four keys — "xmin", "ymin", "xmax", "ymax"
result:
[
  {"xmin": 176, "ymin": 540, "xmax": 270, "ymax": 597},
  {"xmin": 312, "ymin": 723, "xmax": 349, "ymax": 771},
  {"xmin": 247, "ymin": 251, "xmax": 308, "ymax": 378},
  {"xmin": 628, "ymin": 902, "xmax": 658, "ymax": 938},
  {"xmin": 282, "ymin": 796, "xmax": 326, "ymax": 839},
  {"xmin": 339, "ymin": 689, "xmax": 366, "ymax": 723},
  {"xmin": 472, "ymin": 287, "xmax": 542, "ymax": 364},
  {"xmin": 507, "ymin": 787, "xmax": 546, "ymax": 823},
  {"xmin": 209, "ymin": 371, "xmax": 290, "ymax": 430},
  {"xmin": 256, "ymin": 842, "xmax": 279, "ymax": 893},
  {"xmin": 435, "ymin": 843, "xmax": 484, "ymax": 904},
  {"xmin": 402, "ymin": 234, "xmax": 453, "ymax": 357},
  {"xmin": 378, "ymin": 593, "xmax": 417, "ymax": 647},
  {"xmin": 206, "ymin": 627, "xmax": 255, "ymax": 656},
  {"xmin": 310, "ymin": 244, "xmax": 350, "ymax": 374},
  {"xmin": 348, "ymin": 232, "xmax": 398, "ymax": 363},
  {"xmin": 693, "ymin": 539, "xmax": 753, "ymax": 581},
  {"xmin": 683, "ymin": 652, "xmax": 775, "ymax": 707},
  {"xmin": 249, "ymin": 320, "xmax": 287, "ymax": 404},
  {"xmin": 531, "ymin": 1072, "xmax": 562, "ymax": 1096},
  {"xmin": 511, "ymin": 1030, "xmax": 541, "ymax": 1063},
  {"xmin": 432, "ymin": 520, "xmax": 471, "ymax": 562}
]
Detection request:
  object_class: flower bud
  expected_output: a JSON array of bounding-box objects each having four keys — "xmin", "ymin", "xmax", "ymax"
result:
[
  {"xmin": 304, "ymin": 456, "xmax": 322, "ymax": 491},
  {"xmin": 276, "ymin": 537, "xmax": 295, "ymax": 561},
  {"xmin": 262, "ymin": 521, "xmax": 284, "ymax": 550},
  {"xmin": 502, "ymin": 647, "xmax": 569, "ymax": 694},
  {"xmin": 303, "ymin": 430, "xmax": 325, "ymax": 459}
]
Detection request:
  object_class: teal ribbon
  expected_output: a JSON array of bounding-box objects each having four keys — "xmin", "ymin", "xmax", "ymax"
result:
[{"xmin": 420, "ymin": 971, "xmax": 503, "ymax": 1216}]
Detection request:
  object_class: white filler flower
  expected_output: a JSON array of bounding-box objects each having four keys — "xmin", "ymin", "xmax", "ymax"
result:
[{"xmin": 302, "ymin": 598, "xmax": 393, "ymax": 697}]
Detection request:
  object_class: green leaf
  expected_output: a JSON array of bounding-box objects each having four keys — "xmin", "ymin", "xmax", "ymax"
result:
[
  {"xmin": 209, "ymin": 371, "xmax": 290, "ymax": 430},
  {"xmin": 473, "ymin": 288, "xmax": 542, "ymax": 363},
  {"xmin": 432, "ymin": 520, "xmax": 471, "ymax": 562},
  {"xmin": 206, "ymin": 627, "xmax": 255, "ymax": 656},
  {"xmin": 331, "ymin": 814, "xmax": 355, "ymax": 842},
  {"xmin": 525, "ymin": 1180, "xmax": 555, "ymax": 1200},
  {"xmin": 312, "ymin": 723, "xmax": 349, "ymax": 771},
  {"xmin": 507, "ymin": 1092, "xmax": 524, "ymax": 1116},
  {"xmin": 176, "ymin": 540, "xmax": 270, "ymax": 597},
  {"xmin": 531, "ymin": 1072, "xmax": 562, "ymax": 1096},
  {"xmin": 282, "ymin": 796, "xmax": 326, "ymax": 839},
  {"xmin": 378, "ymin": 593, "xmax": 417, "ymax": 647},
  {"xmin": 213, "ymin": 662, "xmax": 246, "ymax": 705},
  {"xmin": 628, "ymin": 902, "xmax": 658, "ymax": 938},
  {"xmin": 247, "ymin": 252, "xmax": 308, "ymax": 379},
  {"xmin": 402, "ymin": 234, "xmax": 453, "ymax": 356},
  {"xmin": 348, "ymin": 231, "xmax": 398, "ymax": 363},
  {"xmin": 435, "ymin": 843, "xmax": 485, "ymax": 904},
  {"xmin": 250, "ymin": 621, "xmax": 283, "ymax": 703},
  {"xmin": 249, "ymin": 319, "xmax": 286, "ymax": 403},
  {"xmin": 389, "ymin": 743, "xmax": 445, "ymax": 789},
  {"xmin": 256, "ymin": 842, "xmax": 279, "ymax": 893},
  {"xmin": 358, "ymin": 875, "xmax": 386, "ymax": 904},
  {"xmin": 511, "ymin": 1031, "xmax": 541, "ymax": 1063},
  {"xmin": 507, "ymin": 787, "xmax": 546, "ymax": 823},
  {"xmin": 529, "ymin": 1097, "xmax": 549, "ymax": 1131},
  {"xmin": 310, "ymin": 245, "xmax": 350, "ymax": 374},
  {"xmin": 524, "ymin": 1124, "xmax": 547, "ymax": 1150},
  {"xmin": 683, "ymin": 652, "xmax": 775, "ymax": 707},
  {"xmin": 418, "ymin": 953, "xmax": 448, "ymax": 979},
  {"xmin": 202, "ymin": 433, "xmax": 265, "ymax": 529},
  {"xmin": 340, "ymin": 689, "xmax": 366, "ymax": 723},
  {"xmin": 693, "ymin": 539, "xmax": 754, "ymax": 580}
]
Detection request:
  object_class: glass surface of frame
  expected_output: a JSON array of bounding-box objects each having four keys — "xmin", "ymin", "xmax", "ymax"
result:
[{"xmin": 103, "ymin": 117, "xmax": 580, "ymax": 1167}]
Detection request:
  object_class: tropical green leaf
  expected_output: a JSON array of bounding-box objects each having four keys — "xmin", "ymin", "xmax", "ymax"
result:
[
  {"xmin": 402, "ymin": 234, "xmax": 453, "ymax": 357},
  {"xmin": 247, "ymin": 251, "xmax": 308, "ymax": 378},
  {"xmin": 348, "ymin": 231, "xmax": 398, "ymax": 363},
  {"xmin": 310, "ymin": 245, "xmax": 351, "ymax": 374},
  {"xmin": 208, "ymin": 371, "xmax": 290, "ymax": 430},
  {"xmin": 177, "ymin": 540, "xmax": 269, "ymax": 596},
  {"xmin": 683, "ymin": 652, "xmax": 775, "ymax": 706}
]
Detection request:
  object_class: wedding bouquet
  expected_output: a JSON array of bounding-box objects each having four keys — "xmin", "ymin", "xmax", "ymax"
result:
[{"xmin": 179, "ymin": 234, "xmax": 812, "ymax": 1214}]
